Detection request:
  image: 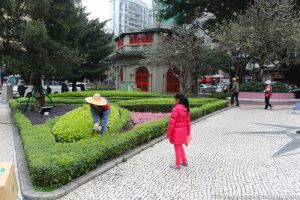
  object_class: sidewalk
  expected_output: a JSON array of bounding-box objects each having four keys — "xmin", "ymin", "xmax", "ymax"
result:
[
  {"xmin": 59, "ymin": 105, "xmax": 300, "ymax": 200},
  {"xmin": 0, "ymin": 103, "xmax": 23, "ymax": 200}
]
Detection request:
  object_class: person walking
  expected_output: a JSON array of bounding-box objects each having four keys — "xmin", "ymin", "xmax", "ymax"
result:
[
  {"xmin": 167, "ymin": 93, "xmax": 191, "ymax": 170},
  {"xmin": 85, "ymin": 93, "xmax": 110, "ymax": 134},
  {"xmin": 264, "ymin": 80, "xmax": 273, "ymax": 110},
  {"xmin": 230, "ymin": 78, "xmax": 239, "ymax": 106},
  {"xmin": 17, "ymin": 81, "xmax": 26, "ymax": 97}
]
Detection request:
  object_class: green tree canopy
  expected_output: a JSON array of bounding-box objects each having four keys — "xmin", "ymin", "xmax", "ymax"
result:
[
  {"xmin": 157, "ymin": 0, "xmax": 300, "ymax": 29},
  {"xmin": 0, "ymin": 0, "xmax": 113, "ymax": 89}
]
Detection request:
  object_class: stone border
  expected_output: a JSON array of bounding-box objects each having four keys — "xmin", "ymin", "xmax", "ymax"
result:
[{"xmin": 10, "ymin": 106, "xmax": 231, "ymax": 200}]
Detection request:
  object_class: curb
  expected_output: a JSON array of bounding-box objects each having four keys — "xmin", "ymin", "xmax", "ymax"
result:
[{"xmin": 11, "ymin": 106, "xmax": 231, "ymax": 200}]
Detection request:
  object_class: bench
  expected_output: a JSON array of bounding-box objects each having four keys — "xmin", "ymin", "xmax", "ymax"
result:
[{"xmin": 227, "ymin": 92, "xmax": 300, "ymax": 105}]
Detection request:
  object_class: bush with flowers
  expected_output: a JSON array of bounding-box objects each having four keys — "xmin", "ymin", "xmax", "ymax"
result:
[{"xmin": 130, "ymin": 112, "xmax": 170, "ymax": 128}]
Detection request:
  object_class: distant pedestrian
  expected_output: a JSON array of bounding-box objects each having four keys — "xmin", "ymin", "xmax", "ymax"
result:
[
  {"xmin": 17, "ymin": 81, "xmax": 26, "ymax": 97},
  {"xmin": 46, "ymin": 85, "xmax": 52, "ymax": 94},
  {"xmin": 167, "ymin": 93, "xmax": 191, "ymax": 170},
  {"xmin": 230, "ymin": 78, "xmax": 239, "ymax": 106},
  {"xmin": 61, "ymin": 82, "xmax": 69, "ymax": 93},
  {"xmin": 264, "ymin": 80, "xmax": 273, "ymax": 110}
]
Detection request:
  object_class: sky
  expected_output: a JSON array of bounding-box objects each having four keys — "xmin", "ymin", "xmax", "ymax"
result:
[{"xmin": 82, "ymin": 0, "xmax": 153, "ymax": 21}]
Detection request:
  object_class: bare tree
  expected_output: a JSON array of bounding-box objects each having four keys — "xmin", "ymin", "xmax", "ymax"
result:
[
  {"xmin": 143, "ymin": 28, "xmax": 211, "ymax": 94},
  {"xmin": 213, "ymin": 0, "xmax": 300, "ymax": 80}
]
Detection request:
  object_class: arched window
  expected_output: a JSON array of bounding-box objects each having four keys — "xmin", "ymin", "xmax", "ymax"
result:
[
  {"xmin": 120, "ymin": 68, "xmax": 123, "ymax": 81},
  {"xmin": 166, "ymin": 68, "xmax": 180, "ymax": 93},
  {"xmin": 135, "ymin": 66, "xmax": 149, "ymax": 92}
]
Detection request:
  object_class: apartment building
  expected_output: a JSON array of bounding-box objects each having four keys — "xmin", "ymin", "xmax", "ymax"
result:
[{"xmin": 110, "ymin": 0, "xmax": 154, "ymax": 35}]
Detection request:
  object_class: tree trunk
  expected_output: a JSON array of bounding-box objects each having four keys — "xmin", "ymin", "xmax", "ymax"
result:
[
  {"xmin": 72, "ymin": 81, "xmax": 77, "ymax": 91},
  {"xmin": 257, "ymin": 63, "xmax": 264, "ymax": 81},
  {"xmin": 31, "ymin": 70, "xmax": 45, "ymax": 110},
  {"xmin": 31, "ymin": 70, "xmax": 42, "ymax": 86}
]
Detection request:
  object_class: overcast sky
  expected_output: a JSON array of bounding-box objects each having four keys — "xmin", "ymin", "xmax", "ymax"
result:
[{"xmin": 82, "ymin": 0, "xmax": 153, "ymax": 21}]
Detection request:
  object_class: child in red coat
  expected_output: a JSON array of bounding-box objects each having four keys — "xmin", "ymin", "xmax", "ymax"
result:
[{"xmin": 167, "ymin": 93, "xmax": 191, "ymax": 170}]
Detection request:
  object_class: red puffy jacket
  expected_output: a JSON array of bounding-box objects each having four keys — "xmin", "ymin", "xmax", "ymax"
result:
[{"xmin": 167, "ymin": 104, "xmax": 191, "ymax": 144}]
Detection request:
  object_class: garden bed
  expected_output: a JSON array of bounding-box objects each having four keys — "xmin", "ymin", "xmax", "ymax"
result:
[{"xmin": 17, "ymin": 105, "xmax": 78, "ymax": 125}]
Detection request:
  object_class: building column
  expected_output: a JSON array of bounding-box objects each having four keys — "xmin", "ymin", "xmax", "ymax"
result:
[{"xmin": 115, "ymin": 65, "xmax": 120, "ymax": 90}]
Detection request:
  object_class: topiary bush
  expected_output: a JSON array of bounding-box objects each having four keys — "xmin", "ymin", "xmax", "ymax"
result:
[
  {"xmin": 240, "ymin": 81, "xmax": 288, "ymax": 93},
  {"xmin": 52, "ymin": 105, "xmax": 124, "ymax": 143}
]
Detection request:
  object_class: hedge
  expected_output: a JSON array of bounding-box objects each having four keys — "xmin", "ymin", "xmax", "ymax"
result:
[
  {"xmin": 240, "ymin": 81, "xmax": 288, "ymax": 93},
  {"xmin": 50, "ymin": 91, "xmax": 163, "ymax": 98},
  {"xmin": 210, "ymin": 93, "xmax": 231, "ymax": 99},
  {"xmin": 52, "ymin": 105, "xmax": 130, "ymax": 143},
  {"xmin": 10, "ymin": 99, "xmax": 228, "ymax": 190},
  {"xmin": 115, "ymin": 98, "xmax": 218, "ymax": 112},
  {"xmin": 16, "ymin": 96, "xmax": 155, "ymax": 105}
]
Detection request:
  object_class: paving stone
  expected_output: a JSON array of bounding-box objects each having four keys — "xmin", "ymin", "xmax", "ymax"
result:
[{"xmin": 58, "ymin": 105, "xmax": 300, "ymax": 200}]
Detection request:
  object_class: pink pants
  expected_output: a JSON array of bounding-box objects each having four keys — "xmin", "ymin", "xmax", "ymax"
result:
[{"xmin": 174, "ymin": 144, "xmax": 187, "ymax": 165}]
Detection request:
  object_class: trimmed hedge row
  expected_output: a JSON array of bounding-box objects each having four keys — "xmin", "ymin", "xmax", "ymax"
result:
[
  {"xmin": 10, "ymin": 99, "xmax": 228, "ymax": 190},
  {"xmin": 50, "ymin": 91, "xmax": 164, "ymax": 98},
  {"xmin": 52, "ymin": 105, "xmax": 130, "ymax": 143},
  {"xmin": 16, "ymin": 97, "xmax": 150, "ymax": 105},
  {"xmin": 210, "ymin": 93, "xmax": 231, "ymax": 99},
  {"xmin": 115, "ymin": 98, "xmax": 218, "ymax": 112}
]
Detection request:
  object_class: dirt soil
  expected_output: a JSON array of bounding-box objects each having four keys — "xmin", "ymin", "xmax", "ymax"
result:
[{"xmin": 18, "ymin": 105, "xmax": 78, "ymax": 125}]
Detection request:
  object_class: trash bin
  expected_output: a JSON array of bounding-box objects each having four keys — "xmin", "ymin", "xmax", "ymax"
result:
[{"xmin": 1, "ymin": 84, "xmax": 13, "ymax": 101}]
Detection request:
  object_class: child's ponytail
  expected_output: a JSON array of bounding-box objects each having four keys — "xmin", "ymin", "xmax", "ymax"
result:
[{"xmin": 174, "ymin": 93, "xmax": 190, "ymax": 112}]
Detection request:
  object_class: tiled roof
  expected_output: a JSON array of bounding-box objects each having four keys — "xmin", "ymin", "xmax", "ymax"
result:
[{"xmin": 108, "ymin": 50, "xmax": 144, "ymax": 60}]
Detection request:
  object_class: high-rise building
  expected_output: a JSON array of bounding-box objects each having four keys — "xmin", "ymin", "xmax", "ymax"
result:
[{"xmin": 110, "ymin": 0, "xmax": 154, "ymax": 36}]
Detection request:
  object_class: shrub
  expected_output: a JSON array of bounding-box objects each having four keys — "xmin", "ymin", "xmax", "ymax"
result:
[
  {"xmin": 52, "ymin": 105, "xmax": 126, "ymax": 143},
  {"xmin": 116, "ymin": 98, "xmax": 218, "ymax": 112},
  {"xmin": 10, "ymin": 98, "xmax": 228, "ymax": 189},
  {"xmin": 131, "ymin": 112, "xmax": 170, "ymax": 127},
  {"xmin": 240, "ymin": 81, "xmax": 288, "ymax": 93},
  {"xmin": 210, "ymin": 93, "xmax": 231, "ymax": 99},
  {"xmin": 88, "ymin": 85, "xmax": 116, "ymax": 91},
  {"xmin": 16, "ymin": 96, "xmax": 157, "ymax": 105},
  {"xmin": 50, "ymin": 91, "xmax": 162, "ymax": 98}
]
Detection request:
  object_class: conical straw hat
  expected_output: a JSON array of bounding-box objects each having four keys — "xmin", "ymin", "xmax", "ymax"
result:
[{"xmin": 85, "ymin": 93, "xmax": 107, "ymax": 106}]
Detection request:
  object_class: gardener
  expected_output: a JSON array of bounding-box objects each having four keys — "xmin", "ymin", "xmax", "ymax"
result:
[{"xmin": 85, "ymin": 93, "xmax": 110, "ymax": 134}]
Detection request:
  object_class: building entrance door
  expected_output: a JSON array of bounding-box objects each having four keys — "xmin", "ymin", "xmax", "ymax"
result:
[
  {"xmin": 166, "ymin": 68, "xmax": 180, "ymax": 93},
  {"xmin": 135, "ymin": 67, "xmax": 149, "ymax": 92}
]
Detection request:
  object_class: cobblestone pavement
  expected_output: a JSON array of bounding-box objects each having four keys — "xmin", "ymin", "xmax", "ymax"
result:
[{"xmin": 59, "ymin": 105, "xmax": 300, "ymax": 200}]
